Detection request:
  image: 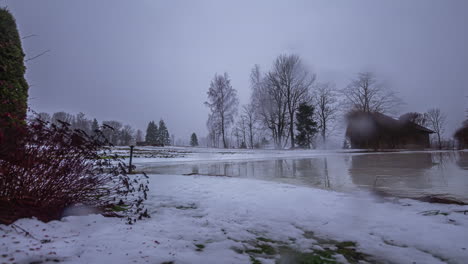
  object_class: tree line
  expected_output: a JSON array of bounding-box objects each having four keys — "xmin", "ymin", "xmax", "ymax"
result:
[
  {"xmin": 205, "ymin": 54, "xmax": 339, "ymax": 149},
  {"xmin": 34, "ymin": 111, "xmax": 173, "ymax": 147},
  {"xmin": 204, "ymin": 54, "xmax": 457, "ymax": 149},
  {"xmin": 144, "ymin": 120, "xmax": 171, "ymax": 146}
]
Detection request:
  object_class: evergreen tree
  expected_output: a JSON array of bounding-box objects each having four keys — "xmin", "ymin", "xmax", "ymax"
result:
[
  {"xmin": 0, "ymin": 8, "xmax": 29, "ymax": 121},
  {"xmin": 145, "ymin": 121, "xmax": 158, "ymax": 145},
  {"xmin": 295, "ymin": 103, "xmax": 318, "ymax": 148},
  {"xmin": 0, "ymin": 9, "xmax": 30, "ymax": 156},
  {"xmin": 158, "ymin": 119, "xmax": 170, "ymax": 146},
  {"xmin": 190, "ymin": 133, "xmax": 199, "ymax": 147}
]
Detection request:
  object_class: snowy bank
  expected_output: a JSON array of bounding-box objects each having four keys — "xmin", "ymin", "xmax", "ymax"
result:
[{"xmin": 2, "ymin": 174, "xmax": 468, "ymax": 264}]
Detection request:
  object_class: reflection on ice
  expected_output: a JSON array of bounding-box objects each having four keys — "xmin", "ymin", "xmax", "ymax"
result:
[{"xmin": 142, "ymin": 151, "xmax": 468, "ymax": 202}]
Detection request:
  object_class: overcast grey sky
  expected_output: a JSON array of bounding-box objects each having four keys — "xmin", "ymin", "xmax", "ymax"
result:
[{"xmin": 5, "ymin": 0, "xmax": 468, "ymax": 141}]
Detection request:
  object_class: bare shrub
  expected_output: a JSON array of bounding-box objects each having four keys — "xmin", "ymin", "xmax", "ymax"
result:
[{"xmin": 0, "ymin": 117, "xmax": 149, "ymax": 225}]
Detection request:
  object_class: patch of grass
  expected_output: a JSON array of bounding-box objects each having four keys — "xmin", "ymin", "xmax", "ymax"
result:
[
  {"xmin": 335, "ymin": 241, "xmax": 367, "ymax": 264},
  {"xmin": 231, "ymin": 247, "xmax": 244, "ymax": 254},
  {"xmin": 277, "ymin": 247, "xmax": 336, "ymax": 264},
  {"xmin": 250, "ymin": 256, "xmax": 262, "ymax": 264},
  {"xmin": 175, "ymin": 203, "xmax": 197, "ymax": 210},
  {"xmin": 246, "ymin": 243, "xmax": 276, "ymax": 255},
  {"xmin": 111, "ymin": 204, "xmax": 129, "ymax": 212},
  {"xmin": 257, "ymin": 237, "xmax": 279, "ymax": 243},
  {"xmin": 236, "ymin": 232, "xmax": 369, "ymax": 264},
  {"xmin": 195, "ymin": 244, "xmax": 205, "ymax": 252},
  {"xmin": 419, "ymin": 210, "xmax": 449, "ymax": 216},
  {"xmin": 336, "ymin": 241, "xmax": 356, "ymax": 248},
  {"xmin": 277, "ymin": 239, "xmax": 368, "ymax": 264}
]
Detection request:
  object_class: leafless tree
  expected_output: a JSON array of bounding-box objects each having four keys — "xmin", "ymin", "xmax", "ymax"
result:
[
  {"xmin": 234, "ymin": 115, "xmax": 248, "ymax": 148},
  {"xmin": 314, "ymin": 82, "xmax": 339, "ymax": 145},
  {"xmin": 206, "ymin": 113, "xmax": 222, "ymax": 148},
  {"xmin": 73, "ymin": 112, "xmax": 91, "ymax": 134},
  {"xmin": 52, "ymin": 111, "xmax": 74, "ymax": 125},
  {"xmin": 205, "ymin": 73, "xmax": 239, "ymax": 148},
  {"xmin": 255, "ymin": 72, "xmax": 289, "ymax": 149},
  {"xmin": 102, "ymin": 120, "xmax": 122, "ymax": 145},
  {"xmin": 342, "ymin": 72, "xmax": 402, "ymax": 114},
  {"xmin": 425, "ymin": 108, "xmax": 446, "ymax": 149},
  {"xmin": 120, "ymin": 125, "xmax": 135, "ymax": 146},
  {"xmin": 268, "ymin": 54, "xmax": 315, "ymax": 148},
  {"xmin": 37, "ymin": 112, "xmax": 51, "ymax": 123},
  {"xmin": 136, "ymin": 129, "xmax": 144, "ymax": 143},
  {"xmin": 242, "ymin": 104, "xmax": 256, "ymax": 148}
]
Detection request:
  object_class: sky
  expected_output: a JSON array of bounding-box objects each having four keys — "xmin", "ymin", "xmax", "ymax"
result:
[{"xmin": 4, "ymin": 0, "xmax": 468, "ymax": 142}]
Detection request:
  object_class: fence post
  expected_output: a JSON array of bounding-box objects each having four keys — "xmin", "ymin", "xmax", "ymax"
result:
[{"xmin": 129, "ymin": 145, "xmax": 134, "ymax": 174}]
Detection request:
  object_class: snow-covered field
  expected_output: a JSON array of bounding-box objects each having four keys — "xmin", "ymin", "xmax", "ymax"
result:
[{"xmin": 2, "ymin": 147, "xmax": 468, "ymax": 264}]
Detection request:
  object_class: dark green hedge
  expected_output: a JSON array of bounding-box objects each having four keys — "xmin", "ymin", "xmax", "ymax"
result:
[
  {"xmin": 0, "ymin": 8, "xmax": 29, "ymax": 156},
  {"xmin": 0, "ymin": 7, "xmax": 28, "ymax": 120}
]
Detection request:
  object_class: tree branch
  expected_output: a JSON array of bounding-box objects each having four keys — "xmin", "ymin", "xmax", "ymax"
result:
[{"xmin": 25, "ymin": 49, "xmax": 50, "ymax": 62}]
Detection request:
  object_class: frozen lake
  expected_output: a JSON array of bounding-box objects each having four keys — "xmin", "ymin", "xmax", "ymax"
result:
[{"xmin": 136, "ymin": 150, "xmax": 468, "ymax": 203}]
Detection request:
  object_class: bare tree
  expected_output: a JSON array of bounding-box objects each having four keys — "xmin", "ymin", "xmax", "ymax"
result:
[
  {"xmin": 342, "ymin": 72, "xmax": 402, "ymax": 114},
  {"xmin": 73, "ymin": 112, "xmax": 91, "ymax": 134},
  {"xmin": 314, "ymin": 82, "xmax": 339, "ymax": 145},
  {"xmin": 136, "ymin": 129, "xmax": 144, "ymax": 143},
  {"xmin": 242, "ymin": 104, "xmax": 256, "ymax": 148},
  {"xmin": 120, "ymin": 125, "xmax": 135, "ymax": 146},
  {"xmin": 257, "ymin": 73, "xmax": 289, "ymax": 148},
  {"xmin": 234, "ymin": 115, "xmax": 247, "ymax": 148},
  {"xmin": 205, "ymin": 73, "xmax": 239, "ymax": 148},
  {"xmin": 52, "ymin": 111, "xmax": 74, "ymax": 125},
  {"xmin": 207, "ymin": 113, "xmax": 222, "ymax": 148},
  {"xmin": 250, "ymin": 64, "xmax": 289, "ymax": 149},
  {"xmin": 268, "ymin": 54, "xmax": 315, "ymax": 148},
  {"xmin": 425, "ymin": 108, "xmax": 446, "ymax": 149},
  {"xmin": 37, "ymin": 112, "xmax": 51, "ymax": 123},
  {"xmin": 102, "ymin": 120, "xmax": 122, "ymax": 145}
]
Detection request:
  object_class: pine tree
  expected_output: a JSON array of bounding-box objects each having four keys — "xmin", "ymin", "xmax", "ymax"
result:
[
  {"xmin": 295, "ymin": 103, "xmax": 318, "ymax": 148},
  {"xmin": 158, "ymin": 119, "xmax": 170, "ymax": 146},
  {"xmin": 145, "ymin": 121, "xmax": 158, "ymax": 145},
  {"xmin": 190, "ymin": 133, "xmax": 199, "ymax": 147},
  {"xmin": 0, "ymin": 8, "xmax": 30, "ymax": 156}
]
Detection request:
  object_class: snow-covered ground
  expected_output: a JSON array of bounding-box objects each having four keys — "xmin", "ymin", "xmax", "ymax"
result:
[
  {"xmin": 116, "ymin": 146, "xmax": 449, "ymax": 165},
  {"xmin": 2, "ymin": 147, "xmax": 468, "ymax": 264}
]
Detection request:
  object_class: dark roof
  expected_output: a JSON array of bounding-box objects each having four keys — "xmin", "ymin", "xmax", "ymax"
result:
[
  {"xmin": 347, "ymin": 111, "xmax": 434, "ymax": 134},
  {"xmin": 407, "ymin": 122, "xmax": 434, "ymax": 133}
]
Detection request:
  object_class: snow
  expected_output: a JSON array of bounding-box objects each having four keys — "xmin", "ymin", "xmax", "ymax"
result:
[
  {"xmin": 2, "ymin": 148, "xmax": 468, "ymax": 263},
  {"xmin": 120, "ymin": 146, "xmax": 457, "ymax": 166}
]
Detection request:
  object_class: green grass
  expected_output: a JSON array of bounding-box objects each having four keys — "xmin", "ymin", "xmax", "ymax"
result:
[
  {"xmin": 195, "ymin": 244, "xmax": 205, "ymax": 252},
  {"xmin": 230, "ymin": 232, "xmax": 370, "ymax": 264},
  {"xmin": 110, "ymin": 204, "xmax": 129, "ymax": 212},
  {"xmin": 250, "ymin": 256, "xmax": 262, "ymax": 264}
]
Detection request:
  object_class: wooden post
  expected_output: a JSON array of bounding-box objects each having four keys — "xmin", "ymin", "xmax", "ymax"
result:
[{"xmin": 129, "ymin": 145, "xmax": 134, "ymax": 174}]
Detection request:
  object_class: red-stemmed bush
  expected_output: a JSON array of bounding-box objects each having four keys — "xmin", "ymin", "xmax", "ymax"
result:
[{"xmin": 0, "ymin": 116, "xmax": 149, "ymax": 225}]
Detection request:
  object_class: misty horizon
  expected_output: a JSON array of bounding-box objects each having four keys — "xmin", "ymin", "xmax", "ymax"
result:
[{"xmin": 6, "ymin": 0, "xmax": 468, "ymax": 143}]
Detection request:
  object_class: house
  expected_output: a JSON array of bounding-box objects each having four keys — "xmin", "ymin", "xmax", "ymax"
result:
[{"xmin": 345, "ymin": 111, "xmax": 434, "ymax": 149}]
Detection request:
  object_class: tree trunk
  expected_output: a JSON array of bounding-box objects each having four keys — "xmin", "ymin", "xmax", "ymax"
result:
[
  {"xmin": 437, "ymin": 133, "xmax": 441, "ymax": 150},
  {"xmin": 221, "ymin": 116, "xmax": 227, "ymax": 148},
  {"xmin": 322, "ymin": 119, "xmax": 326, "ymax": 146},
  {"xmin": 249, "ymin": 124, "xmax": 254, "ymax": 149},
  {"xmin": 289, "ymin": 111, "xmax": 295, "ymax": 149}
]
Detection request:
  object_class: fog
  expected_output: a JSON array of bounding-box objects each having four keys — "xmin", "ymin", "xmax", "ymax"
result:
[{"xmin": 6, "ymin": 0, "xmax": 468, "ymax": 141}]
